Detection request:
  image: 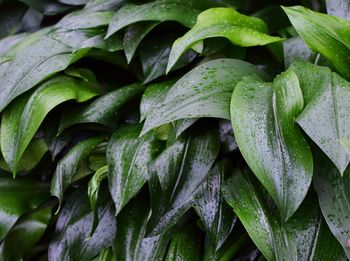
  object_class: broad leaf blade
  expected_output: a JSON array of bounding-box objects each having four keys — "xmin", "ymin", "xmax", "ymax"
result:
[
  {"xmin": 146, "ymin": 128, "xmax": 220, "ymax": 236},
  {"xmin": 194, "ymin": 161, "xmax": 236, "ymax": 251},
  {"xmin": 107, "ymin": 124, "xmax": 162, "ymax": 215},
  {"xmin": 230, "ymin": 70, "xmax": 313, "ymax": 220},
  {"xmin": 106, "ymin": 1, "xmax": 200, "ymax": 38},
  {"xmin": 167, "ymin": 7, "xmax": 283, "ymax": 72},
  {"xmin": 283, "ymin": 6, "xmax": 350, "ymax": 79},
  {"xmin": 326, "ymin": 0, "xmax": 350, "ymax": 20},
  {"xmin": 1, "ymin": 75, "xmax": 100, "ymax": 174},
  {"xmin": 51, "ymin": 136, "xmax": 105, "ymax": 209},
  {"xmin": 0, "ymin": 178, "xmax": 49, "ymax": 240},
  {"xmin": 59, "ymin": 83, "xmax": 144, "ymax": 133},
  {"xmin": 142, "ymin": 58, "xmax": 264, "ymax": 135}
]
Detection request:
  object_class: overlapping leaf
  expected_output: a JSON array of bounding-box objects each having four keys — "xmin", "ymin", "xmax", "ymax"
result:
[
  {"xmin": 230, "ymin": 70, "xmax": 313, "ymax": 220},
  {"xmin": 167, "ymin": 7, "xmax": 283, "ymax": 72}
]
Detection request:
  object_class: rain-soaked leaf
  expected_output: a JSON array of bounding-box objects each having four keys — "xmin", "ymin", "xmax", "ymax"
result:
[
  {"xmin": 230, "ymin": 70, "xmax": 313, "ymax": 220},
  {"xmin": 49, "ymin": 188, "xmax": 116, "ymax": 261},
  {"xmin": 283, "ymin": 6, "xmax": 350, "ymax": 79},
  {"xmin": 1, "ymin": 75, "xmax": 100, "ymax": 174},
  {"xmin": 167, "ymin": 7, "xmax": 283, "ymax": 72},
  {"xmin": 106, "ymin": 1, "xmax": 200, "ymax": 38},
  {"xmin": 51, "ymin": 136, "xmax": 105, "ymax": 209},
  {"xmin": 0, "ymin": 178, "xmax": 49, "ymax": 240},
  {"xmin": 0, "ymin": 35, "xmax": 87, "ymax": 112},
  {"xmin": 59, "ymin": 83, "xmax": 144, "ymax": 133},
  {"xmin": 194, "ymin": 161, "xmax": 236, "ymax": 251},
  {"xmin": 283, "ymin": 37, "xmax": 317, "ymax": 68},
  {"xmin": 140, "ymin": 34, "xmax": 197, "ymax": 83},
  {"xmin": 146, "ymin": 128, "xmax": 220, "ymax": 236},
  {"xmin": 142, "ymin": 58, "xmax": 264, "ymax": 135},
  {"xmin": 314, "ymin": 153, "xmax": 350, "ymax": 258},
  {"xmin": 124, "ymin": 22, "xmax": 160, "ymax": 63},
  {"xmin": 107, "ymin": 124, "xmax": 163, "ymax": 215},
  {"xmin": 291, "ymin": 61, "xmax": 350, "ymax": 175},
  {"xmin": 0, "ymin": 206, "xmax": 51, "ymax": 261},
  {"xmin": 222, "ymin": 169, "xmax": 290, "ymax": 261},
  {"xmin": 165, "ymin": 224, "xmax": 202, "ymax": 261}
]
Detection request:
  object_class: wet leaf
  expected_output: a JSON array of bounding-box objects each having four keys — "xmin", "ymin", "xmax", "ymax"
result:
[
  {"xmin": 0, "ymin": 178, "xmax": 49, "ymax": 240},
  {"xmin": 326, "ymin": 0, "xmax": 350, "ymax": 20},
  {"xmin": 283, "ymin": 6, "xmax": 350, "ymax": 79},
  {"xmin": 167, "ymin": 7, "xmax": 283, "ymax": 72},
  {"xmin": 51, "ymin": 136, "xmax": 105, "ymax": 209},
  {"xmin": 194, "ymin": 161, "xmax": 236, "ymax": 251},
  {"xmin": 1, "ymin": 75, "xmax": 100, "ymax": 174},
  {"xmin": 106, "ymin": 1, "xmax": 200, "ymax": 38},
  {"xmin": 142, "ymin": 58, "xmax": 264, "ymax": 135},
  {"xmin": 230, "ymin": 70, "xmax": 313, "ymax": 220},
  {"xmin": 146, "ymin": 128, "xmax": 220, "ymax": 236},
  {"xmin": 59, "ymin": 83, "xmax": 144, "ymax": 133},
  {"xmin": 314, "ymin": 153, "xmax": 350, "ymax": 258},
  {"xmin": 107, "ymin": 124, "xmax": 162, "ymax": 215}
]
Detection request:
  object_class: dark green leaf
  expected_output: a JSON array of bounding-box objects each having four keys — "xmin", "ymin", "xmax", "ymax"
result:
[
  {"xmin": 107, "ymin": 124, "xmax": 162, "ymax": 215},
  {"xmin": 283, "ymin": 6, "xmax": 350, "ymax": 79},
  {"xmin": 0, "ymin": 35, "xmax": 89, "ymax": 112},
  {"xmin": 0, "ymin": 206, "xmax": 51, "ymax": 261},
  {"xmin": 51, "ymin": 136, "xmax": 105, "ymax": 209},
  {"xmin": 165, "ymin": 224, "xmax": 202, "ymax": 261},
  {"xmin": 106, "ymin": 1, "xmax": 200, "ymax": 38},
  {"xmin": 84, "ymin": 0, "xmax": 125, "ymax": 11},
  {"xmin": 124, "ymin": 22, "xmax": 160, "ymax": 63},
  {"xmin": 314, "ymin": 153, "xmax": 350, "ymax": 258},
  {"xmin": 230, "ymin": 70, "xmax": 313, "ymax": 220},
  {"xmin": 59, "ymin": 83, "xmax": 144, "ymax": 133},
  {"xmin": 292, "ymin": 62, "xmax": 350, "ymax": 175},
  {"xmin": 194, "ymin": 161, "xmax": 236, "ymax": 251},
  {"xmin": 222, "ymin": 169, "xmax": 288, "ymax": 260},
  {"xmin": 49, "ymin": 189, "xmax": 116, "ymax": 261},
  {"xmin": 167, "ymin": 7, "xmax": 283, "ymax": 72},
  {"xmin": 140, "ymin": 34, "xmax": 197, "ymax": 83},
  {"xmin": 0, "ymin": 178, "xmax": 49, "ymax": 240},
  {"xmin": 1, "ymin": 75, "xmax": 100, "ymax": 174},
  {"xmin": 146, "ymin": 128, "xmax": 220, "ymax": 236},
  {"xmin": 142, "ymin": 58, "xmax": 264, "ymax": 135},
  {"xmin": 0, "ymin": 2, "xmax": 27, "ymax": 39}
]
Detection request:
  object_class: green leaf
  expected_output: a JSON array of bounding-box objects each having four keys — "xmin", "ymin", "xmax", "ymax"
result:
[
  {"xmin": 142, "ymin": 58, "xmax": 264, "ymax": 135},
  {"xmin": 106, "ymin": 1, "xmax": 200, "ymax": 38},
  {"xmin": 114, "ymin": 195, "xmax": 149, "ymax": 261},
  {"xmin": 146, "ymin": 128, "xmax": 220, "ymax": 236},
  {"xmin": 0, "ymin": 138, "xmax": 48, "ymax": 173},
  {"xmin": 0, "ymin": 35, "xmax": 89, "ymax": 112},
  {"xmin": 88, "ymin": 165, "xmax": 108, "ymax": 217},
  {"xmin": 19, "ymin": 0, "xmax": 71, "ymax": 15},
  {"xmin": 0, "ymin": 206, "xmax": 51, "ymax": 261},
  {"xmin": 165, "ymin": 224, "xmax": 202, "ymax": 261},
  {"xmin": 314, "ymin": 153, "xmax": 350, "ymax": 258},
  {"xmin": 222, "ymin": 169, "xmax": 287, "ymax": 261},
  {"xmin": 0, "ymin": 2, "xmax": 27, "ymax": 39},
  {"xmin": 167, "ymin": 7, "xmax": 283, "ymax": 72},
  {"xmin": 124, "ymin": 22, "xmax": 160, "ymax": 63},
  {"xmin": 49, "ymin": 189, "xmax": 116, "ymax": 261},
  {"xmin": 51, "ymin": 136, "xmax": 105, "ymax": 209},
  {"xmin": 59, "ymin": 83, "xmax": 144, "ymax": 133},
  {"xmin": 55, "ymin": 10, "xmax": 114, "ymax": 30},
  {"xmin": 194, "ymin": 161, "xmax": 236, "ymax": 251},
  {"xmin": 84, "ymin": 0, "xmax": 125, "ymax": 11},
  {"xmin": 107, "ymin": 124, "xmax": 162, "ymax": 215},
  {"xmin": 283, "ymin": 6, "xmax": 350, "ymax": 79},
  {"xmin": 1, "ymin": 75, "xmax": 100, "ymax": 174},
  {"xmin": 0, "ymin": 178, "xmax": 49, "ymax": 240},
  {"xmin": 292, "ymin": 62, "xmax": 350, "ymax": 175},
  {"xmin": 140, "ymin": 34, "xmax": 197, "ymax": 84},
  {"xmin": 326, "ymin": 0, "xmax": 350, "ymax": 20},
  {"xmin": 230, "ymin": 70, "xmax": 313, "ymax": 220}
]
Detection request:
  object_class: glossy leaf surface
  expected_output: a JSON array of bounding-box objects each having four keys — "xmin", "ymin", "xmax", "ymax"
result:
[
  {"xmin": 142, "ymin": 58, "xmax": 263, "ymax": 135},
  {"xmin": 167, "ymin": 7, "xmax": 283, "ymax": 72}
]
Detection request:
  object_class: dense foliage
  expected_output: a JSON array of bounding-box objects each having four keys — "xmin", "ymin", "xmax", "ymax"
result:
[{"xmin": 0, "ymin": 0, "xmax": 349, "ymax": 260}]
